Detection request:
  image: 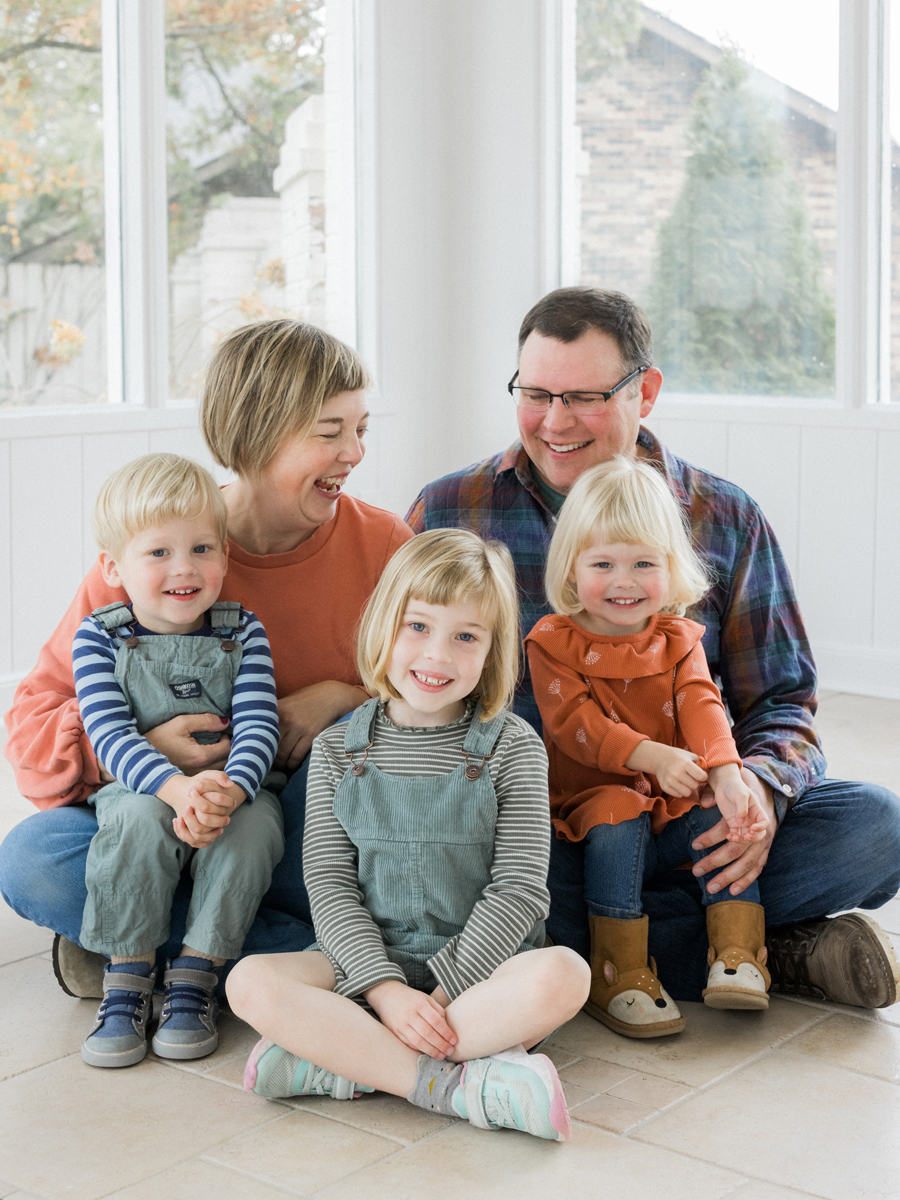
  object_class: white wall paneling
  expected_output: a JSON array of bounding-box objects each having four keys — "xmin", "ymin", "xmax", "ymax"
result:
[
  {"xmin": 0, "ymin": 405, "xmax": 214, "ymax": 715},
  {"xmin": 652, "ymin": 398, "xmax": 900, "ymax": 700}
]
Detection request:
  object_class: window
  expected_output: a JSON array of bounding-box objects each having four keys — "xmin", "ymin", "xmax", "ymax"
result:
[
  {"xmin": 0, "ymin": 3, "xmax": 106, "ymax": 406},
  {"xmin": 165, "ymin": 2, "xmax": 325, "ymax": 398},
  {"xmin": 576, "ymin": 0, "xmax": 840, "ymax": 400}
]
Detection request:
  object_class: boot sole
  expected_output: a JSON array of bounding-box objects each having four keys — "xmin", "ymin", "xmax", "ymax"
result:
[
  {"xmin": 844, "ymin": 913, "xmax": 900, "ymax": 1006},
  {"xmin": 53, "ymin": 934, "xmax": 106, "ymax": 1000},
  {"xmin": 584, "ymin": 998, "xmax": 686, "ymax": 1038},
  {"xmin": 702, "ymin": 987, "xmax": 769, "ymax": 1010}
]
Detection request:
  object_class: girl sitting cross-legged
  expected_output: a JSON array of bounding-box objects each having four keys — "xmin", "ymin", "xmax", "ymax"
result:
[
  {"xmin": 525, "ymin": 457, "xmax": 771, "ymax": 1040},
  {"xmin": 226, "ymin": 528, "xmax": 590, "ymax": 1142}
]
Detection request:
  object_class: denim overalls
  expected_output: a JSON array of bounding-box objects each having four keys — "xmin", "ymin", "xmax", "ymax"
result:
[
  {"xmin": 79, "ymin": 601, "xmax": 284, "ymax": 961},
  {"xmin": 329, "ymin": 698, "xmax": 543, "ymax": 991}
]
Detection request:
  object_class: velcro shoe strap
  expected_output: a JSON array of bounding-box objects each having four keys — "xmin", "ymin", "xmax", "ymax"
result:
[
  {"xmin": 162, "ymin": 966, "xmax": 218, "ymax": 993},
  {"xmin": 103, "ymin": 971, "xmax": 155, "ymax": 995},
  {"xmin": 459, "ymin": 1059, "xmax": 494, "ymax": 1130}
]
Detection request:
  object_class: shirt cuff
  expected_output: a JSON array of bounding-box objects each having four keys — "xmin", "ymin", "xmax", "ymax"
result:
[{"xmin": 742, "ymin": 756, "xmax": 803, "ymax": 824}]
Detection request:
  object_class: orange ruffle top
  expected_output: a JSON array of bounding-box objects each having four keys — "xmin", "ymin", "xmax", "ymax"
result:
[{"xmin": 524, "ymin": 613, "xmax": 741, "ymax": 841}]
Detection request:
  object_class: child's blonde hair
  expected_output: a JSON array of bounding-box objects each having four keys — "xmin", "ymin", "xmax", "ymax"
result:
[
  {"xmin": 357, "ymin": 529, "xmax": 520, "ymax": 721},
  {"xmin": 545, "ymin": 456, "xmax": 709, "ymax": 616},
  {"xmin": 201, "ymin": 319, "xmax": 371, "ymax": 476},
  {"xmin": 93, "ymin": 453, "xmax": 228, "ymax": 557}
]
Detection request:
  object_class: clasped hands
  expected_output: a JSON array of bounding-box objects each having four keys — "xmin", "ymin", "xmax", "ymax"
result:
[
  {"xmin": 364, "ymin": 979, "xmax": 458, "ymax": 1060},
  {"xmin": 625, "ymin": 740, "xmax": 776, "ymax": 897},
  {"xmin": 156, "ymin": 770, "xmax": 246, "ymax": 849}
]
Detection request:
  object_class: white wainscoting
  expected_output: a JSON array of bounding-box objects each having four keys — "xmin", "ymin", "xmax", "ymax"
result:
[{"xmin": 645, "ymin": 398, "xmax": 900, "ymax": 701}]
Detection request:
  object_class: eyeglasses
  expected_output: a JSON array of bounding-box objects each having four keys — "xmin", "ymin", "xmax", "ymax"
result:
[{"xmin": 507, "ymin": 366, "xmax": 648, "ymax": 411}]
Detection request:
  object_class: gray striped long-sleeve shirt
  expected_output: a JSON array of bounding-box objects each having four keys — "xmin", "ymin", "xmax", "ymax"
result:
[{"xmin": 304, "ymin": 703, "xmax": 551, "ymax": 1002}]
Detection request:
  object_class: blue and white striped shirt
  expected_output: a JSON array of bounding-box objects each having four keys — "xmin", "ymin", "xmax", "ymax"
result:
[{"xmin": 73, "ymin": 607, "xmax": 279, "ymax": 800}]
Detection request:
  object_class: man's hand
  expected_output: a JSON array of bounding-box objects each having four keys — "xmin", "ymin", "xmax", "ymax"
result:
[
  {"xmin": 692, "ymin": 768, "xmax": 777, "ymax": 896},
  {"xmin": 364, "ymin": 980, "xmax": 458, "ymax": 1059},
  {"xmin": 156, "ymin": 773, "xmax": 231, "ymax": 849},
  {"xmin": 276, "ymin": 681, "xmax": 368, "ymax": 771},
  {"xmin": 626, "ymin": 740, "xmax": 708, "ymax": 798},
  {"xmin": 145, "ymin": 713, "xmax": 231, "ymax": 775}
]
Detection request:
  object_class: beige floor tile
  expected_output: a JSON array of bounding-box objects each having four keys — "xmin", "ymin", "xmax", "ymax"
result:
[
  {"xmin": 0, "ymin": 905, "xmax": 54, "ymax": 968},
  {"xmin": 777, "ymin": 991, "xmax": 900, "ymax": 1029},
  {"xmin": 284, "ymin": 1090, "xmax": 453, "ymax": 1144},
  {"xmin": 107, "ymin": 1158, "xmax": 303, "ymax": 1199},
  {"xmin": 0, "ymin": 955, "xmax": 96, "ymax": 1081},
  {"xmin": 335, "ymin": 1119, "xmax": 744, "ymax": 1200},
  {"xmin": 815, "ymin": 693, "xmax": 900, "ymax": 794},
  {"xmin": 730, "ymin": 1185, "xmax": 830, "ymax": 1200},
  {"xmin": 0, "ymin": 1054, "xmax": 278, "ymax": 1200},
  {"xmin": 870, "ymin": 895, "xmax": 900, "ymax": 937},
  {"xmin": 204, "ymin": 1107, "xmax": 397, "ymax": 1193},
  {"xmin": 634, "ymin": 1051, "xmax": 900, "ymax": 1200},
  {"xmin": 561, "ymin": 1080, "xmax": 594, "ymax": 1108},
  {"xmin": 571, "ymin": 1090, "xmax": 655, "ymax": 1132},
  {"xmin": 549, "ymin": 1001, "xmax": 823, "ymax": 1087},
  {"xmin": 556, "ymin": 1055, "xmax": 636, "ymax": 1093},
  {"xmin": 606, "ymin": 1071, "xmax": 694, "ymax": 1109},
  {"xmin": 780, "ymin": 1012, "xmax": 900, "ymax": 1082},
  {"xmin": 540, "ymin": 1043, "xmax": 581, "ymax": 1070}
]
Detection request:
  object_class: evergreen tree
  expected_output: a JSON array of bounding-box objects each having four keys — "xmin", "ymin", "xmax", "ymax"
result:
[{"xmin": 649, "ymin": 50, "xmax": 834, "ymax": 396}]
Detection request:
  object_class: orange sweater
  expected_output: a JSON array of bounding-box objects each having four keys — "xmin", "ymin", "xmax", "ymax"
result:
[
  {"xmin": 525, "ymin": 613, "xmax": 741, "ymax": 842},
  {"xmin": 4, "ymin": 495, "xmax": 412, "ymax": 809}
]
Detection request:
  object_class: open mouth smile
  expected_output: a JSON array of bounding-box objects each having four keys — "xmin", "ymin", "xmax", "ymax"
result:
[
  {"xmin": 411, "ymin": 670, "xmax": 452, "ymax": 689},
  {"xmin": 165, "ymin": 588, "xmax": 201, "ymax": 598},
  {"xmin": 315, "ymin": 474, "xmax": 348, "ymax": 496},
  {"xmin": 547, "ymin": 440, "xmax": 591, "ymax": 454},
  {"xmin": 607, "ymin": 598, "xmax": 645, "ymax": 606}
]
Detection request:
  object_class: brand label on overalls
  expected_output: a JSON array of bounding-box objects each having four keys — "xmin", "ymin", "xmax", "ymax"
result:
[{"xmin": 170, "ymin": 679, "xmax": 202, "ymax": 700}]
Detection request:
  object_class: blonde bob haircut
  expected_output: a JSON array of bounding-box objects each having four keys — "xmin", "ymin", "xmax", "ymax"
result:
[
  {"xmin": 357, "ymin": 528, "xmax": 520, "ymax": 721},
  {"xmin": 201, "ymin": 319, "xmax": 371, "ymax": 477},
  {"xmin": 545, "ymin": 456, "xmax": 710, "ymax": 617},
  {"xmin": 93, "ymin": 453, "xmax": 228, "ymax": 558}
]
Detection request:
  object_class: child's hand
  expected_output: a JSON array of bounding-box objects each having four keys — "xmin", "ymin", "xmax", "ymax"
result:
[
  {"xmin": 709, "ymin": 765, "xmax": 770, "ymax": 843},
  {"xmin": 156, "ymin": 773, "xmax": 231, "ymax": 849},
  {"xmin": 364, "ymin": 980, "xmax": 458, "ymax": 1059},
  {"xmin": 627, "ymin": 741, "xmax": 708, "ymax": 798},
  {"xmin": 190, "ymin": 770, "xmax": 246, "ymax": 816}
]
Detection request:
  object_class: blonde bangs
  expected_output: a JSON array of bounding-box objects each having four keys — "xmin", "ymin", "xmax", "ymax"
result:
[
  {"xmin": 545, "ymin": 457, "xmax": 710, "ymax": 617},
  {"xmin": 357, "ymin": 529, "xmax": 520, "ymax": 720},
  {"xmin": 93, "ymin": 454, "xmax": 227, "ymax": 557}
]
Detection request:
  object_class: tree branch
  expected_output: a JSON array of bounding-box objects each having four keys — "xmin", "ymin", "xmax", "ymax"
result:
[
  {"xmin": 196, "ymin": 44, "xmax": 279, "ymax": 149},
  {"xmin": 0, "ymin": 37, "xmax": 100, "ymax": 63}
]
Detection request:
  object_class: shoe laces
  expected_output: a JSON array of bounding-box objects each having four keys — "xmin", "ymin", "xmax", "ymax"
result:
[
  {"xmin": 98, "ymin": 987, "xmax": 147, "ymax": 1025},
  {"xmin": 484, "ymin": 1085, "xmax": 517, "ymax": 1131},
  {"xmin": 162, "ymin": 979, "xmax": 211, "ymax": 1020}
]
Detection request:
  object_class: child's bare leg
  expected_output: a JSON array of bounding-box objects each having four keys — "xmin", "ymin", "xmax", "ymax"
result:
[
  {"xmin": 445, "ymin": 946, "xmax": 590, "ymax": 1062},
  {"xmin": 226, "ymin": 951, "xmax": 420, "ymax": 1097}
]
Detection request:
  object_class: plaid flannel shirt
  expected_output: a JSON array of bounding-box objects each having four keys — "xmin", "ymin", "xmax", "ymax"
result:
[{"xmin": 406, "ymin": 427, "xmax": 825, "ymax": 816}]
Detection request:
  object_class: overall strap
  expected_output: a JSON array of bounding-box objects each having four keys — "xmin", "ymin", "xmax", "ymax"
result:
[
  {"xmin": 210, "ymin": 601, "xmax": 243, "ymax": 631},
  {"xmin": 461, "ymin": 702, "xmax": 508, "ymax": 756},
  {"xmin": 90, "ymin": 602, "xmax": 134, "ymax": 632},
  {"xmin": 343, "ymin": 696, "xmax": 380, "ymax": 753}
]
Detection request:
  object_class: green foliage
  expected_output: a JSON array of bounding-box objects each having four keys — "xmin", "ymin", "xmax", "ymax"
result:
[
  {"xmin": 577, "ymin": 0, "xmax": 641, "ymax": 83},
  {"xmin": 649, "ymin": 50, "xmax": 835, "ymax": 396}
]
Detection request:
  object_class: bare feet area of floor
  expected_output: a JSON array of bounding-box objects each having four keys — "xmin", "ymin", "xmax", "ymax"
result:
[{"xmin": 1, "ymin": 692, "xmax": 898, "ymax": 1200}]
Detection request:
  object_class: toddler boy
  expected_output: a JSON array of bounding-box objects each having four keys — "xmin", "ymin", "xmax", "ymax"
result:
[{"xmin": 74, "ymin": 453, "xmax": 284, "ymax": 1067}]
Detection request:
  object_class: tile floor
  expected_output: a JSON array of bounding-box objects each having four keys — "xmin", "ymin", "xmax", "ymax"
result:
[{"xmin": 1, "ymin": 691, "xmax": 899, "ymax": 1200}]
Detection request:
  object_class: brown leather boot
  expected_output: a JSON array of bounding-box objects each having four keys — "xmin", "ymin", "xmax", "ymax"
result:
[
  {"xmin": 585, "ymin": 914, "xmax": 685, "ymax": 1038},
  {"xmin": 702, "ymin": 900, "xmax": 771, "ymax": 1010}
]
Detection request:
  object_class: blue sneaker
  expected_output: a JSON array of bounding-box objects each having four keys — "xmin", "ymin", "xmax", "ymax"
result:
[
  {"xmin": 81, "ymin": 961, "xmax": 156, "ymax": 1069},
  {"xmin": 151, "ymin": 956, "xmax": 219, "ymax": 1060},
  {"xmin": 452, "ymin": 1045, "xmax": 571, "ymax": 1142},
  {"xmin": 243, "ymin": 1037, "xmax": 374, "ymax": 1100}
]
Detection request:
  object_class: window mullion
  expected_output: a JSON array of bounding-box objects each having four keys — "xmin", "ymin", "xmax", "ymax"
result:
[
  {"xmin": 101, "ymin": 0, "xmax": 168, "ymax": 407},
  {"xmin": 837, "ymin": 0, "xmax": 890, "ymax": 407}
]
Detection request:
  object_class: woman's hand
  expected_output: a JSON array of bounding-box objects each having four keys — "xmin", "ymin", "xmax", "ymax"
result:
[
  {"xmin": 144, "ymin": 713, "xmax": 232, "ymax": 775},
  {"xmin": 364, "ymin": 980, "xmax": 458, "ymax": 1059},
  {"xmin": 626, "ymin": 740, "xmax": 708, "ymax": 797},
  {"xmin": 276, "ymin": 681, "xmax": 369, "ymax": 770}
]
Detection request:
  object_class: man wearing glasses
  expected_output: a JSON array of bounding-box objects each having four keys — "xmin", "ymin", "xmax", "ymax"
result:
[{"xmin": 406, "ymin": 286, "xmax": 900, "ymax": 1011}]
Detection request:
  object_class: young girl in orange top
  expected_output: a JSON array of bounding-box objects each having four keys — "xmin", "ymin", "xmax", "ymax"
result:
[{"xmin": 525, "ymin": 457, "xmax": 771, "ymax": 1039}]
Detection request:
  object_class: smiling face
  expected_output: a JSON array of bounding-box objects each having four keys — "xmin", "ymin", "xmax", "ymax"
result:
[
  {"xmin": 257, "ymin": 389, "xmax": 369, "ymax": 539},
  {"xmin": 385, "ymin": 598, "xmax": 493, "ymax": 727},
  {"xmin": 100, "ymin": 511, "xmax": 228, "ymax": 635},
  {"xmin": 571, "ymin": 539, "xmax": 670, "ymax": 637},
  {"xmin": 515, "ymin": 329, "xmax": 662, "ymax": 494}
]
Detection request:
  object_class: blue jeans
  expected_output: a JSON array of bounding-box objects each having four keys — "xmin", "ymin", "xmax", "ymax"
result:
[
  {"xmin": 550, "ymin": 779, "xmax": 900, "ymax": 1000},
  {"xmin": 584, "ymin": 806, "xmax": 761, "ymax": 919},
  {"xmin": 0, "ymin": 755, "xmax": 318, "ymax": 986}
]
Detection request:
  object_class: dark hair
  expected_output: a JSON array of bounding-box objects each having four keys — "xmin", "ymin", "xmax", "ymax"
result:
[{"xmin": 517, "ymin": 287, "xmax": 653, "ymax": 372}]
